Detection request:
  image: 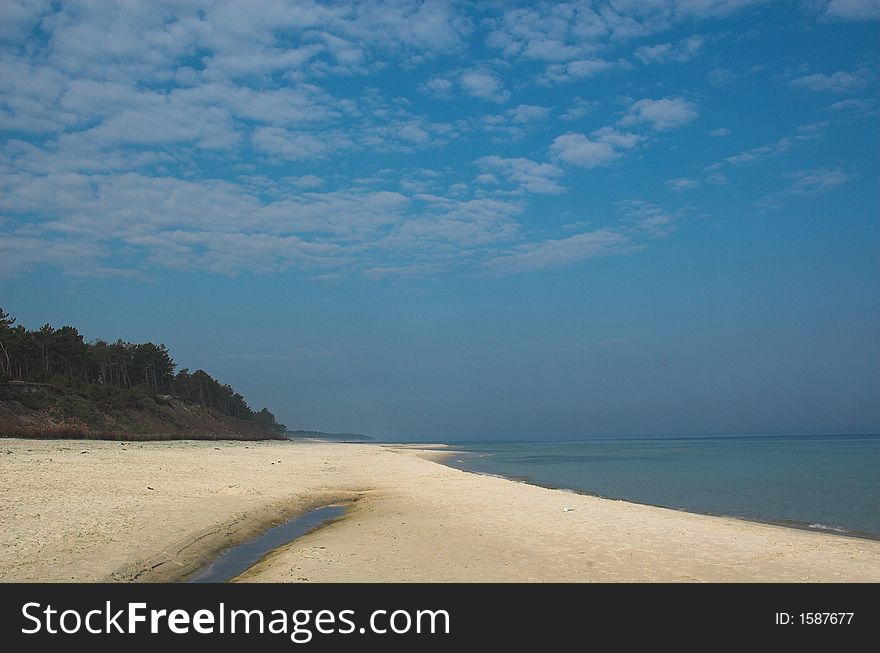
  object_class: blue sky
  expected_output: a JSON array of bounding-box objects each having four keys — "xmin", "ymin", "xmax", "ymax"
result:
[{"xmin": 1, "ymin": 0, "xmax": 878, "ymax": 439}]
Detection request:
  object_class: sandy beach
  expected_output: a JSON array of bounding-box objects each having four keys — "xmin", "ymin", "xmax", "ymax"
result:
[{"xmin": 1, "ymin": 437, "xmax": 878, "ymax": 583}]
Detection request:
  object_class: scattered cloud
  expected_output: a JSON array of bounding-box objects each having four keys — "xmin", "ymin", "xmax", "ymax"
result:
[
  {"xmin": 667, "ymin": 177, "xmax": 700, "ymax": 191},
  {"xmin": 476, "ymin": 156, "xmax": 566, "ymax": 194},
  {"xmin": 822, "ymin": 0, "xmax": 880, "ymax": 21},
  {"xmin": 720, "ymin": 122, "xmax": 826, "ymax": 167},
  {"xmin": 252, "ymin": 128, "xmax": 349, "ymax": 161},
  {"xmin": 486, "ymin": 229, "xmax": 631, "ymax": 273},
  {"xmin": 790, "ymin": 69, "xmax": 872, "ymax": 93},
  {"xmin": 420, "ymin": 77, "xmax": 455, "ymax": 99},
  {"xmin": 826, "ymin": 98, "xmax": 876, "ymax": 113},
  {"xmin": 537, "ymin": 58, "xmax": 631, "ymax": 85},
  {"xmin": 422, "ymin": 68, "xmax": 510, "ymax": 103},
  {"xmin": 485, "ymin": 200, "xmax": 681, "ymax": 273},
  {"xmin": 483, "ymin": 2, "xmax": 766, "ymax": 84},
  {"xmin": 709, "ymin": 127, "xmax": 731, "ymax": 137},
  {"xmin": 617, "ymin": 200, "xmax": 682, "ymax": 238},
  {"xmin": 635, "ymin": 36, "xmax": 704, "ymax": 64},
  {"xmin": 286, "ymin": 175, "xmax": 325, "ymax": 189},
  {"xmin": 785, "ymin": 167, "xmax": 851, "ymax": 195},
  {"xmin": 477, "ymin": 104, "xmax": 553, "ymax": 139},
  {"xmin": 549, "ymin": 120, "xmax": 644, "ymax": 169},
  {"xmin": 0, "ymin": 0, "xmax": 870, "ymax": 282},
  {"xmin": 619, "ymin": 97, "xmax": 699, "ymax": 131},
  {"xmin": 724, "ymin": 139, "xmax": 795, "ymax": 165},
  {"xmin": 363, "ymin": 263, "xmax": 444, "ymax": 280},
  {"xmin": 550, "ymin": 133, "xmax": 621, "ymax": 168},
  {"xmin": 485, "ymin": 0, "xmax": 763, "ymax": 66},
  {"xmin": 560, "ymin": 98, "xmax": 599, "ymax": 121},
  {"xmin": 757, "ymin": 166, "xmax": 852, "ymax": 209},
  {"xmin": 458, "ymin": 69, "xmax": 511, "ymax": 104}
]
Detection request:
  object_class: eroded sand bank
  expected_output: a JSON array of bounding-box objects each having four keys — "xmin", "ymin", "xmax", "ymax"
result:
[{"xmin": 1, "ymin": 438, "xmax": 877, "ymax": 582}]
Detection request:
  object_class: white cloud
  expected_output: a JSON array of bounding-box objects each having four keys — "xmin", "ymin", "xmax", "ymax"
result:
[
  {"xmin": 550, "ymin": 132, "xmax": 621, "ymax": 168},
  {"xmin": 537, "ymin": 58, "xmax": 630, "ymax": 85},
  {"xmin": 4, "ymin": 0, "xmax": 842, "ymax": 283},
  {"xmin": 550, "ymin": 126, "xmax": 641, "ymax": 168},
  {"xmin": 757, "ymin": 166, "xmax": 852, "ymax": 209},
  {"xmin": 398, "ymin": 123, "xmax": 432, "ymax": 144},
  {"xmin": 362, "ymin": 263, "xmax": 443, "ymax": 280},
  {"xmin": 724, "ymin": 138, "xmax": 795, "ymax": 165},
  {"xmin": 591, "ymin": 126, "xmax": 643, "ymax": 149},
  {"xmin": 0, "ymin": 0, "xmax": 51, "ymax": 41},
  {"xmin": 286, "ymin": 174, "xmax": 325, "ymax": 189},
  {"xmin": 484, "ymin": 198, "xmax": 682, "ymax": 273},
  {"xmin": 785, "ymin": 167, "xmax": 851, "ymax": 195},
  {"xmin": 252, "ymin": 127, "xmax": 350, "ymax": 160},
  {"xmin": 790, "ymin": 69, "xmax": 872, "ymax": 93},
  {"xmin": 668, "ymin": 1, "xmax": 768, "ymax": 18},
  {"xmin": 825, "ymin": 98, "xmax": 879, "ymax": 120},
  {"xmin": 476, "ymin": 156, "xmax": 566, "ymax": 194},
  {"xmin": 382, "ymin": 194, "xmax": 525, "ymax": 252},
  {"xmin": 204, "ymin": 45, "xmax": 324, "ymax": 79},
  {"xmin": 80, "ymin": 103, "xmax": 240, "ymax": 151},
  {"xmin": 822, "ymin": 0, "xmax": 880, "ymax": 21},
  {"xmin": 0, "ymin": 59, "xmax": 75, "ymax": 133},
  {"xmin": 826, "ymin": 98, "xmax": 874, "ymax": 112},
  {"xmin": 486, "ymin": 229, "xmax": 631, "ymax": 273},
  {"xmin": 619, "ymin": 97, "xmax": 699, "ymax": 131},
  {"xmin": 481, "ymin": 0, "xmax": 766, "ymax": 88},
  {"xmin": 50, "ymin": 0, "xmax": 469, "ymax": 80},
  {"xmin": 420, "ymin": 77, "xmax": 455, "ymax": 99},
  {"xmin": 617, "ymin": 200, "xmax": 682, "ymax": 238},
  {"xmin": 667, "ymin": 177, "xmax": 700, "ymax": 191},
  {"xmin": 421, "ymin": 68, "xmax": 511, "ymax": 103},
  {"xmin": 0, "ymin": 234, "xmax": 108, "ymax": 279},
  {"xmin": 560, "ymin": 98, "xmax": 599, "ymax": 121},
  {"xmin": 720, "ymin": 121, "xmax": 826, "ymax": 167},
  {"xmin": 506, "ymin": 104, "xmax": 553, "ymax": 124},
  {"xmin": 635, "ymin": 36, "xmax": 704, "ymax": 64},
  {"xmin": 477, "ymin": 104, "xmax": 552, "ymax": 140},
  {"xmin": 485, "ymin": 4, "xmax": 607, "ymax": 61},
  {"xmin": 458, "ymin": 69, "xmax": 510, "ymax": 103},
  {"xmin": 485, "ymin": 1, "xmax": 761, "ymax": 68},
  {"xmin": 709, "ymin": 127, "xmax": 731, "ymax": 137}
]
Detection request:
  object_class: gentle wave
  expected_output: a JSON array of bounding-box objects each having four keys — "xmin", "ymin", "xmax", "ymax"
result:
[
  {"xmin": 808, "ymin": 523, "xmax": 847, "ymax": 534},
  {"xmin": 443, "ymin": 434, "xmax": 880, "ymax": 537}
]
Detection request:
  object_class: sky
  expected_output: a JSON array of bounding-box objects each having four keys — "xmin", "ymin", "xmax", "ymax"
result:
[{"xmin": 1, "ymin": 0, "xmax": 878, "ymax": 440}]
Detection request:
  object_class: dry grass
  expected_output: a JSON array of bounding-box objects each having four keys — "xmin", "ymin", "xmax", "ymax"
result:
[{"xmin": 0, "ymin": 424, "xmax": 284, "ymax": 441}]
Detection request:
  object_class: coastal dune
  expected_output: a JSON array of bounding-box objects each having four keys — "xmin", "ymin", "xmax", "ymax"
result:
[{"xmin": 1, "ymin": 438, "xmax": 878, "ymax": 582}]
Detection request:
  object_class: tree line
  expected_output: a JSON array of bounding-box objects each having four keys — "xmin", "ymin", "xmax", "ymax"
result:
[{"xmin": 0, "ymin": 307, "xmax": 286, "ymax": 434}]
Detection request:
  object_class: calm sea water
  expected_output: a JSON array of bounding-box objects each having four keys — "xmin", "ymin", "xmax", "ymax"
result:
[{"xmin": 444, "ymin": 433, "xmax": 880, "ymax": 537}]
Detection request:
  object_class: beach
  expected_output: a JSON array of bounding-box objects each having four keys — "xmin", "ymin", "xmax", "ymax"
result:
[{"xmin": 1, "ymin": 438, "xmax": 878, "ymax": 582}]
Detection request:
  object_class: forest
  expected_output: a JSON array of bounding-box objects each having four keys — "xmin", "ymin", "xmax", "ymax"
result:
[{"xmin": 0, "ymin": 307, "xmax": 286, "ymax": 435}]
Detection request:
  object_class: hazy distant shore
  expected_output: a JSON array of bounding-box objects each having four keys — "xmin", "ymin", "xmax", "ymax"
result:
[{"xmin": 1, "ymin": 438, "xmax": 878, "ymax": 582}]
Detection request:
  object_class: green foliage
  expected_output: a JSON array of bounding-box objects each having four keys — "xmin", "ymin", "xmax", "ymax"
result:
[
  {"xmin": 253, "ymin": 407, "xmax": 287, "ymax": 434},
  {"xmin": 15, "ymin": 392, "xmax": 47, "ymax": 411},
  {"xmin": 54, "ymin": 395, "xmax": 95, "ymax": 422},
  {"xmin": 0, "ymin": 307, "xmax": 286, "ymax": 435}
]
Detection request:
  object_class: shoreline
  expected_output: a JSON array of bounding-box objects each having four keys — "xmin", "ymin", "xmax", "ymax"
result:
[
  {"xmin": 440, "ymin": 454, "xmax": 880, "ymax": 543},
  {"xmin": 1, "ymin": 438, "xmax": 879, "ymax": 582}
]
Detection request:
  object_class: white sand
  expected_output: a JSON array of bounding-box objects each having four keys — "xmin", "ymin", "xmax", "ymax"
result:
[{"xmin": 0, "ymin": 438, "xmax": 877, "ymax": 582}]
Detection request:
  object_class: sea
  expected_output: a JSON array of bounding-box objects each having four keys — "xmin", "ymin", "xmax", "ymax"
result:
[{"xmin": 442, "ymin": 433, "xmax": 880, "ymax": 538}]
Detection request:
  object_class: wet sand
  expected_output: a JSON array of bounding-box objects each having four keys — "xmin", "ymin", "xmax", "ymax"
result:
[{"xmin": 1, "ymin": 438, "xmax": 878, "ymax": 582}]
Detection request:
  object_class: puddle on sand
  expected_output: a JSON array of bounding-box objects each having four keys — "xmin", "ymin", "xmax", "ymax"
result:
[{"xmin": 188, "ymin": 504, "xmax": 347, "ymax": 583}]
